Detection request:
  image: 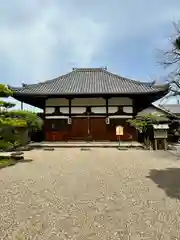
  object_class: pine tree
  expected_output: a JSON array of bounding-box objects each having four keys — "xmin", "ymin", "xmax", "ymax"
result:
[{"xmin": 0, "ymin": 84, "xmax": 42, "ymax": 150}]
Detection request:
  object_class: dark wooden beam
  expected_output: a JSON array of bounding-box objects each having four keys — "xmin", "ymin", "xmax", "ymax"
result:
[
  {"xmin": 69, "ymin": 98, "xmax": 72, "ymax": 117},
  {"xmin": 132, "ymin": 99, "xmax": 136, "ymax": 118},
  {"xmin": 106, "ymin": 98, "xmax": 109, "ymax": 117}
]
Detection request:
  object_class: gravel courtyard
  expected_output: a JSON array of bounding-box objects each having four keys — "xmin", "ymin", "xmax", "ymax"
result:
[{"xmin": 0, "ymin": 148, "xmax": 180, "ymax": 239}]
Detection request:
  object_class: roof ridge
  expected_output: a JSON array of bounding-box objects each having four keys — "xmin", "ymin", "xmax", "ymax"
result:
[{"xmin": 72, "ymin": 67, "xmax": 106, "ymax": 71}]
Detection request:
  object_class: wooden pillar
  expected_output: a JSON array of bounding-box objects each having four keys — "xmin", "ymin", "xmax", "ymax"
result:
[
  {"xmin": 105, "ymin": 98, "xmax": 109, "ymax": 117},
  {"xmin": 164, "ymin": 138, "xmax": 167, "ymax": 151},
  {"xmin": 67, "ymin": 98, "xmax": 72, "ymax": 140},
  {"xmin": 154, "ymin": 139, "xmax": 157, "ymax": 151},
  {"xmin": 132, "ymin": 98, "xmax": 137, "ymax": 118},
  {"xmin": 68, "ymin": 98, "xmax": 72, "ymax": 117},
  {"xmin": 43, "ymin": 100, "xmax": 46, "ymax": 141},
  {"xmin": 43, "ymin": 98, "xmax": 47, "ymax": 141},
  {"xmin": 132, "ymin": 98, "xmax": 138, "ymax": 141},
  {"xmin": 105, "ymin": 97, "xmax": 110, "ymax": 140}
]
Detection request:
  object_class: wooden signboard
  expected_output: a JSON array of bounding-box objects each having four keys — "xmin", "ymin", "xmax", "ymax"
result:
[{"xmin": 116, "ymin": 125, "xmax": 124, "ymax": 136}]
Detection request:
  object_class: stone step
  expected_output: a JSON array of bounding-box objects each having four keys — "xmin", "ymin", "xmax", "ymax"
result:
[
  {"xmin": 0, "ymin": 152, "xmax": 24, "ymax": 160},
  {"xmin": 29, "ymin": 141, "xmax": 143, "ymax": 149}
]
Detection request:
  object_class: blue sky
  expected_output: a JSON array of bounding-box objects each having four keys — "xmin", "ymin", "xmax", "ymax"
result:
[{"xmin": 0, "ymin": 0, "xmax": 180, "ymax": 110}]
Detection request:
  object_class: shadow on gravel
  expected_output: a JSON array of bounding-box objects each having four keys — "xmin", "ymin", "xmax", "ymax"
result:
[
  {"xmin": 147, "ymin": 168, "xmax": 180, "ymax": 199},
  {"xmin": 0, "ymin": 158, "xmax": 33, "ymax": 169}
]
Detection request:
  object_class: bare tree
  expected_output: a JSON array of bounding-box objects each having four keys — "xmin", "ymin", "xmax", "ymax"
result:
[
  {"xmin": 163, "ymin": 22, "xmax": 180, "ymax": 70},
  {"xmin": 161, "ymin": 22, "xmax": 180, "ymax": 97}
]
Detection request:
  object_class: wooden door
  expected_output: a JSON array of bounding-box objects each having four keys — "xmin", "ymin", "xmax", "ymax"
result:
[
  {"xmin": 90, "ymin": 118, "xmax": 107, "ymax": 140},
  {"xmin": 70, "ymin": 118, "xmax": 89, "ymax": 140}
]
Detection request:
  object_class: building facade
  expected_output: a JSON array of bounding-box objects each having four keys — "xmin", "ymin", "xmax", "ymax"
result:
[{"xmin": 10, "ymin": 68, "xmax": 169, "ymax": 141}]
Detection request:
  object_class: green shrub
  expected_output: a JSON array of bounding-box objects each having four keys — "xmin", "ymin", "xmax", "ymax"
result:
[
  {"xmin": 0, "ymin": 140, "xmax": 13, "ymax": 150},
  {"xmin": 6, "ymin": 110, "xmax": 42, "ymax": 131},
  {"xmin": 0, "ymin": 84, "xmax": 42, "ymax": 150},
  {"xmin": 0, "ymin": 84, "xmax": 12, "ymax": 97}
]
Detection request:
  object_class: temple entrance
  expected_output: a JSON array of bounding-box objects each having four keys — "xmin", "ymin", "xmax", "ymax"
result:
[
  {"xmin": 44, "ymin": 116, "xmax": 137, "ymax": 141},
  {"xmin": 70, "ymin": 116, "xmax": 107, "ymax": 141},
  {"xmin": 70, "ymin": 118, "xmax": 89, "ymax": 140}
]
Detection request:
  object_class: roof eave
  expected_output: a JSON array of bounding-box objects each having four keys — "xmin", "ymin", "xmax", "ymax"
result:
[
  {"xmin": 12, "ymin": 93, "xmax": 45, "ymax": 109},
  {"xmin": 11, "ymin": 87, "xmax": 169, "ymax": 96}
]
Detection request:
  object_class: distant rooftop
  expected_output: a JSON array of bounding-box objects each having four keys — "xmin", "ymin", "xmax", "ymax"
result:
[{"xmin": 160, "ymin": 104, "xmax": 180, "ymax": 115}]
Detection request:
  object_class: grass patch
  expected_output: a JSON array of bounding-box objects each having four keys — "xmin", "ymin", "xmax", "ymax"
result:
[{"xmin": 0, "ymin": 157, "xmax": 16, "ymax": 169}]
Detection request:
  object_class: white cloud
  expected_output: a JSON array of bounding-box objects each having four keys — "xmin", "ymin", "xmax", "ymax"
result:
[
  {"xmin": 0, "ymin": 1, "xmax": 108, "ymax": 83},
  {"xmin": 1, "ymin": 0, "xmax": 180, "ymax": 83},
  {"xmin": 1, "ymin": 0, "xmax": 180, "ymax": 110}
]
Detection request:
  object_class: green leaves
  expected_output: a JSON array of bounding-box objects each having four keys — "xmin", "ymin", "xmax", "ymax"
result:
[
  {"xmin": 127, "ymin": 113, "xmax": 168, "ymax": 133},
  {"xmin": 127, "ymin": 118, "xmax": 145, "ymax": 133},
  {"xmin": 0, "ymin": 84, "xmax": 12, "ymax": 97},
  {"xmin": 0, "ymin": 117, "xmax": 27, "ymax": 127},
  {"xmin": 0, "ymin": 101, "xmax": 16, "ymax": 109},
  {"xmin": 6, "ymin": 110, "xmax": 43, "ymax": 131}
]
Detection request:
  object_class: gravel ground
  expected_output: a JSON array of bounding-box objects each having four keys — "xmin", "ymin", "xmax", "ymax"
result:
[{"xmin": 0, "ymin": 148, "xmax": 180, "ymax": 239}]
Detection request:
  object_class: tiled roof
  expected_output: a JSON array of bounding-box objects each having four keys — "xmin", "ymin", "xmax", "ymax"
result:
[
  {"xmin": 161, "ymin": 104, "xmax": 180, "ymax": 114},
  {"xmin": 10, "ymin": 68, "xmax": 169, "ymax": 95},
  {"xmin": 150, "ymin": 104, "xmax": 178, "ymax": 118}
]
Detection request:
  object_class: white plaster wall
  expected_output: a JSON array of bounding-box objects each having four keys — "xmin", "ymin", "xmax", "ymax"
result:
[
  {"xmin": 71, "ymin": 107, "xmax": 86, "ymax": 114},
  {"xmin": 91, "ymin": 107, "xmax": 106, "ymax": 113},
  {"xmin": 60, "ymin": 107, "xmax": 69, "ymax": 114},
  {"xmin": 45, "ymin": 116, "xmax": 69, "ymax": 119},
  {"xmin": 71, "ymin": 98, "xmax": 106, "ymax": 106},
  {"xmin": 123, "ymin": 106, "xmax": 133, "ymax": 113},
  {"xmin": 45, "ymin": 107, "xmax": 55, "ymax": 114},
  {"xmin": 46, "ymin": 98, "xmax": 69, "ymax": 106},
  {"xmin": 109, "ymin": 115, "xmax": 133, "ymax": 119},
  {"xmin": 108, "ymin": 97, "xmax": 132, "ymax": 105},
  {"xmin": 46, "ymin": 97, "xmax": 133, "ymax": 107},
  {"xmin": 108, "ymin": 106, "xmax": 118, "ymax": 113}
]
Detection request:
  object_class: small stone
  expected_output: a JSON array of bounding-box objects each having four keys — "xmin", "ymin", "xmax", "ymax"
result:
[{"xmin": 11, "ymin": 151, "xmax": 24, "ymax": 156}]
